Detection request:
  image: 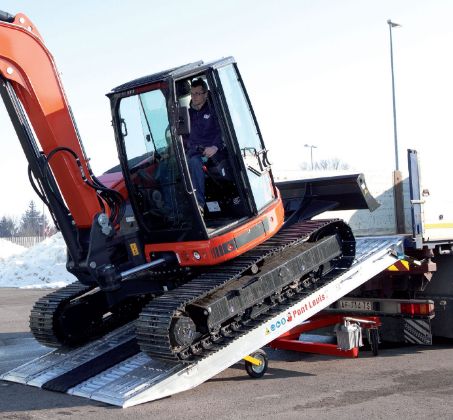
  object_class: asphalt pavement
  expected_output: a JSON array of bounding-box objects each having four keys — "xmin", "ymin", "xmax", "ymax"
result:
[{"xmin": 1, "ymin": 288, "xmax": 453, "ymax": 420}]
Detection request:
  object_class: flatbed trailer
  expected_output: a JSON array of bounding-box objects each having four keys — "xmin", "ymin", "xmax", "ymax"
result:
[
  {"xmin": 1, "ymin": 236, "xmax": 401, "ymax": 407},
  {"xmin": 315, "ymin": 150, "xmax": 453, "ymax": 344}
]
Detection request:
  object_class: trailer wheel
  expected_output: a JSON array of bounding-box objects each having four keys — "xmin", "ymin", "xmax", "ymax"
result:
[
  {"xmin": 369, "ymin": 328, "xmax": 379, "ymax": 356},
  {"xmin": 245, "ymin": 349, "xmax": 268, "ymax": 378}
]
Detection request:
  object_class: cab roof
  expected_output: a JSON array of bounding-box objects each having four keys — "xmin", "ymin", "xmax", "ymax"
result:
[{"xmin": 107, "ymin": 57, "xmax": 235, "ymax": 96}]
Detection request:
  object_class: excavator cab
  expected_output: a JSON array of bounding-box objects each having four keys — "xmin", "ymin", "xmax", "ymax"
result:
[{"xmin": 108, "ymin": 58, "xmax": 282, "ymax": 261}]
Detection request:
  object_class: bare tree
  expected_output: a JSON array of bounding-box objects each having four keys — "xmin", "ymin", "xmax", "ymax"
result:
[
  {"xmin": 315, "ymin": 158, "xmax": 350, "ymax": 171},
  {"xmin": 299, "ymin": 158, "xmax": 350, "ymax": 171}
]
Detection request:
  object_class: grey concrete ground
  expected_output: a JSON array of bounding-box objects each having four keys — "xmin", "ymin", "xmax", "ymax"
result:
[{"xmin": 1, "ymin": 288, "xmax": 453, "ymax": 420}]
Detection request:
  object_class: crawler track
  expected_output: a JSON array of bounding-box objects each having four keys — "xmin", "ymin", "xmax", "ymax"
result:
[
  {"xmin": 30, "ymin": 281, "xmax": 149, "ymax": 348},
  {"xmin": 136, "ymin": 219, "xmax": 354, "ymax": 363},
  {"xmin": 30, "ymin": 282, "xmax": 93, "ymax": 347},
  {"xmin": 29, "ymin": 219, "xmax": 354, "ymax": 356}
]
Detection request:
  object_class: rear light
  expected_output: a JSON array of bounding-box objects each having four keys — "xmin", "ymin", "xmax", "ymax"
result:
[{"xmin": 400, "ymin": 302, "xmax": 434, "ymax": 316}]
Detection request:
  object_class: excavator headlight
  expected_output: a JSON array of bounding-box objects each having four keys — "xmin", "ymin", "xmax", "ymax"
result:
[{"xmin": 193, "ymin": 251, "xmax": 201, "ymax": 260}]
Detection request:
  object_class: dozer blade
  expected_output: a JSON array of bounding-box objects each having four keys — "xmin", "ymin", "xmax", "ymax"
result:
[{"xmin": 277, "ymin": 173, "xmax": 380, "ymax": 221}]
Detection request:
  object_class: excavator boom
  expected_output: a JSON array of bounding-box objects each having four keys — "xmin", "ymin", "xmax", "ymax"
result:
[{"xmin": 0, "ymin": 12, "xmax": 102, "ymax": 228}]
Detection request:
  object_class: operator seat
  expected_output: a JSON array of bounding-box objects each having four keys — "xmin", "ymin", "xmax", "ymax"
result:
[{"xmin": 204, "ymin": 148, "xmax": 233, "ymax": 182}]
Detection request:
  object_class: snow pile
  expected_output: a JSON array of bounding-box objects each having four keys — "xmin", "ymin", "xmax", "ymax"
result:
[
  {"xmin": 0, "ymin": 233, "xmax": 76, "ymax": 289},
  {"xmin": 0, "ymin": 238, "xmax": 26, "ymax": 259}
]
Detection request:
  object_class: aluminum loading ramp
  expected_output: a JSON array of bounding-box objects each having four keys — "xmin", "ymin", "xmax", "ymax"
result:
[{"xmin": 1, "ymin": 236, "xmax": 402, "ymax": 407}]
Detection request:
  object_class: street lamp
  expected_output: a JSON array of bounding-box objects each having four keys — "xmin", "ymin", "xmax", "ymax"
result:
[
  {"xmin": 304, "ymin": 144, "xmax": 317, "ymax": 170},
  {"xmin": 387, "ymin": 19, "xmax": 401, "ymax": 171},
  {"xmin": 387, "ymin": 19, "xmax": 405, "ymax": 234}
]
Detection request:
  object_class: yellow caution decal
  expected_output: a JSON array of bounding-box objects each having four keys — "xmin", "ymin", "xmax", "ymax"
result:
[
  {"xmin": 130, "ymin": 242, "xmax": 139, "ymax": 257},
  {"xmin": 388, "ymin": 260, "xmax": 410, "ymax": 271}
]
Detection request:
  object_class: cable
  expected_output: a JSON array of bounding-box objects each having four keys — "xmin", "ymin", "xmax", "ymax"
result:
[{"xmin": 45, "ymin": 146, "xmax": 125, "ymax": 227}]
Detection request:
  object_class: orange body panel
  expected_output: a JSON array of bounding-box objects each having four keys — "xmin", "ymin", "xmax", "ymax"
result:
[
  {"xmin": 97, "ymin": 172, "xmax": 129, "ymax": 199},
  {"xmin": 0, "ymin": 14, "xmax": 102, "ymax": 227},
  {"xmin": 145, "ymin": 197, "xmax": 285, "ymax": 266}
]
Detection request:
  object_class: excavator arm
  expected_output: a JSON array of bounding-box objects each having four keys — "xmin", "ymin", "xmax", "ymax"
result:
[
  {"xmin": 0, "ymin": 11, "xmax": 103, "ymax": 229},
  {"xmin": 0, "ymin": 11, "xmax": 131, "ymax": 272}
]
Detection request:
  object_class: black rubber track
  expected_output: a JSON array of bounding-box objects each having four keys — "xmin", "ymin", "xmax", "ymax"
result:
[{"xmin": 136, "ymin": 219, "xmax": 354, "ymax": 363}]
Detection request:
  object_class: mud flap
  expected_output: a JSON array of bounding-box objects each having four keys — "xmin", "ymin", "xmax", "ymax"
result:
[{"xmin": 379, "ymin": 317, "xmax": 432, "ymax": 345}]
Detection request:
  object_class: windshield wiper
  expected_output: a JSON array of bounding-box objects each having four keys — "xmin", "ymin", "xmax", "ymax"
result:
[{"xmin": 139, "ymin": 95, "xmax": 160, "ymax": 159}]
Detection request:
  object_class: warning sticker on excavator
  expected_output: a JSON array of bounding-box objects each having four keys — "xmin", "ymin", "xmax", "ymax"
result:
[{"xmin": 130, "ymin": 243, "xmax": 139, "ymax": 256}]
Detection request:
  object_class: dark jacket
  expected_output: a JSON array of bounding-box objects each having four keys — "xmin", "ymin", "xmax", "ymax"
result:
[{"xmin": 186, "ymin": 99, "xmax": 222, "ymax": 157}]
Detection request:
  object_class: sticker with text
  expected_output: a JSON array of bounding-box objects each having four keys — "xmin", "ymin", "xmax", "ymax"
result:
[{"xmin": 265, "ymin": 293, "xmax": 326, "ymax": 335}]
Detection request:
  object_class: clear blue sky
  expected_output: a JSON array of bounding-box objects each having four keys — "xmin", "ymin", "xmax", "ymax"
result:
[{"xmin": 1, "ymin": 0, "xmax": 452, "ymax": 217}]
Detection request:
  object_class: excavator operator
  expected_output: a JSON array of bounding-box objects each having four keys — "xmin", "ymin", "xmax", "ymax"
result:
[{"xmin": 185, "ymin": 78, "xmax": 225, "ymax": 215}]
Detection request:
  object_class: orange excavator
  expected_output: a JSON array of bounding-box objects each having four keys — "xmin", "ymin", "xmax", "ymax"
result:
[{"xmin": 0, "ymin": 11, "xmax": 377, "ymax": 363}]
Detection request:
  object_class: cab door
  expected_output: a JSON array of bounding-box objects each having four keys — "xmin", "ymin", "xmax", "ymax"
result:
[{"xmin": 213, "ymin": 62, "xmax": 276, "ymax": 213}]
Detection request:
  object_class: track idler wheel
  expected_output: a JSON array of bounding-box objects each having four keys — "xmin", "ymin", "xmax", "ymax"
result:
[{"xmin": 169, "ymin": 314, "xmax": 197, "ymax": 347}]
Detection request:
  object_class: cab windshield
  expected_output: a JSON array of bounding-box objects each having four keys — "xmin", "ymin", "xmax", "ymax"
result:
[{"xmin": 118, "ymin": 88, "xmax": 192, "ymax": 235}]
